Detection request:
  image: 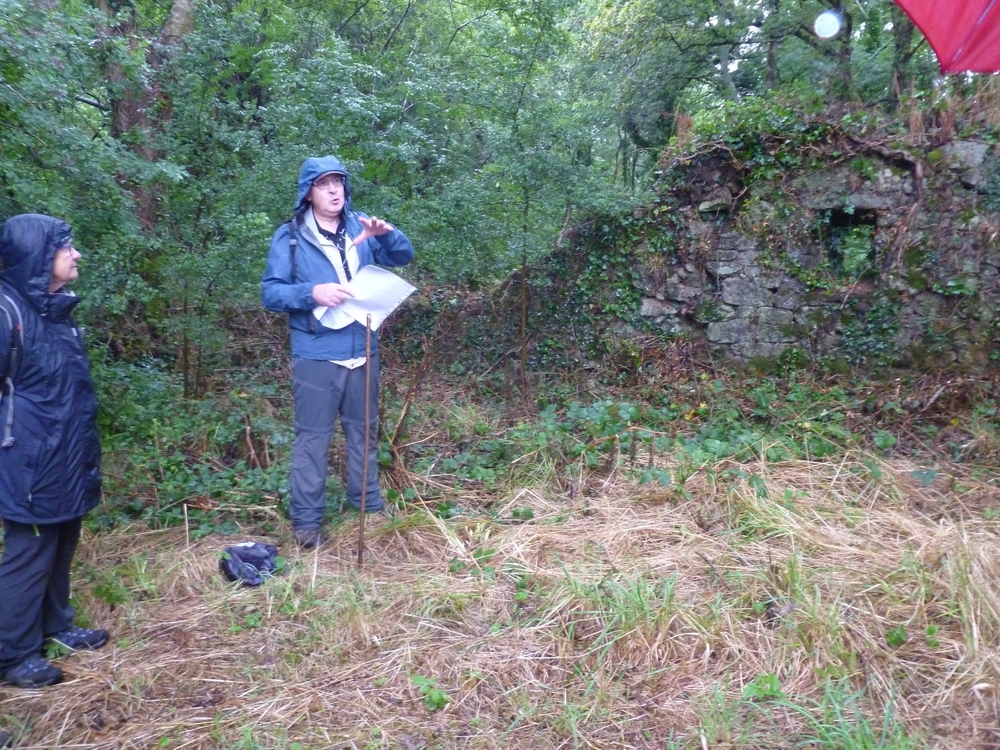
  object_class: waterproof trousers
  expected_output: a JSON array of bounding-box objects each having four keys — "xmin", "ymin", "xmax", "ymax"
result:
[
  {"xmin": 289, "ymin": 355, "xmax": 382, "ymax": 530},
  {"xmin": 0, "ymin": 517, "xmax": 80, "ymax": 670}
]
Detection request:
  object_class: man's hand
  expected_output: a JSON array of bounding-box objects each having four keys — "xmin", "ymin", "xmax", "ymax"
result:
[
  {"xmin": 351, "ymin": 215, "xmax": 395, "ymax": 246},
  {"xmin": 312, "ymin": 282, "xmax": 355, "ymax": 307}
]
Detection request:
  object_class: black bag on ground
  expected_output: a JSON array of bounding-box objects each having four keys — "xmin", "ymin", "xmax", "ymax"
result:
[{"xmin": 219, "ymin": 542, "xmax": 279, "ymax": 587}]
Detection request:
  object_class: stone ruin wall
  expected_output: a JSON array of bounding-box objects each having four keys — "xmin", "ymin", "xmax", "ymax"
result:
[{"xmin": 634, "ymin": 140, "xmax": 1000, "ymax": 367}]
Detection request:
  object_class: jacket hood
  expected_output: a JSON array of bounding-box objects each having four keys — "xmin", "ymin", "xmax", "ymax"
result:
[
  {"xmin": 295, "ymin": 155, "xmax": 353, "ymax": 215},
  {"xmin": 0, "ymin": 213, "xmax": 80, "ymax": 318}
]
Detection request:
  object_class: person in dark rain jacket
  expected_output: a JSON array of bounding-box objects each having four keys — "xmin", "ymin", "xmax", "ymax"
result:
[
  {"xmin": 261, "ymin": 156, "xmax": 414, "ymax": 548},
  {"xmin": 0, "ymin": 214, "xmax": 108, "ymax": 692}
]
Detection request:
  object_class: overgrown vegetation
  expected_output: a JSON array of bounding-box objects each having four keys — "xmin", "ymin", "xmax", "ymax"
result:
[
  {"xmin": 4, "ymin": 0, "xmax": 1000, "ymax": 745},
  {"xmin": 88, "ymin": 338, "xmax": 1000, "ymax": 534},
  {"xmin": 5, "ymin": 356, "xmax": 1000, "ymax": 746}
]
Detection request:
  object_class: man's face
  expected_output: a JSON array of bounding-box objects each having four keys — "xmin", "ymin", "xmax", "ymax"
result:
[
  {"xmin": 308, "ymin": 172, "xmax": 346, "ymax": 218},
  {"xmin": 50, "ymin": 241, "xmax": 81, "ymax": 292}
]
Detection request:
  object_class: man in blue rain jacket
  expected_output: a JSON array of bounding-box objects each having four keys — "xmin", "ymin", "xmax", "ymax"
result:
[{"xmin": 261, "ymin": 156, "xmax": 414, "ymax": 548}]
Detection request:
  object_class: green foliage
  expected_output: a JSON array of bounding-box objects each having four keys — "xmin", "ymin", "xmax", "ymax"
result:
[
  {"xmin": 406, "ymin": 379, "xmax": 863, "ymax": 511},
  {"xmin": 579, "ymin": 0, "xmax": 942, "ymax": 181},
  {"xmin": 0, "ymin": 0, "xmax": 146, "ymax": 305},
  {"xmin": 742, "ymin": 673, "xmax": 786, "ymax": 701},
  {"xmin": 449, "ymin": 547, "xmax": 497, "ymax": 578},
  {"xmin": 885, "ymin": 626, "xmax": 907, "ymax": 648},
  {"xmin": 873, "ymin": 430, "xmax": 897, "ymax": 452},
  {"xmin": 0, "ymin": 0, "xmax": 980, "ymax": 401},
  {"xmin": 931, "ymin": 278, "xmax": 976, "ymax": 297},
  {"xmin": 411, "ymin": 675, "xmax": 450, "ymax": 711},
  {"xmin": 511, "ymin": 506, "xmax": 534, "ymax": 522},
  {"xmin": 4, "ymin": 0, "xmax": 995, "ymax": 579},
  {"xmin": 3, "ymin": 0, "xmax": 638, "ymax": 388},
  {"xmin": 828, "ymin": 223, "xmax": 876, "ymax": 279},
  {"xmin": 776, "ymin": 347, "xmax": 809, "ymax": 375},
  {"xmin": 777, "ymin": 681, "xmax": 921, "ymax": 750},
  {"xmin": 690, "ymin": 97, "xmax": 835, "ymax": 167},
  {"xmin": 981, "ymin": 154, "xmax": 1000, "ymax": 212},
  {"xmin": 841, "ymin": 297, "xmax": 902, "ymax": 368},
  {"xmin": 43, "ymin": 640, "xmax": 72, "ymax": 660},
  {"xmin": 526, "ymin": 210, "xmax": 661, "ymax": 370},
  {"xmin": 92, "ymin": 359, "xmax": 288, "ymax": 532},
  {"xmin": 924, "ymin": 625, "xmax": 940, "ymax": 649}
]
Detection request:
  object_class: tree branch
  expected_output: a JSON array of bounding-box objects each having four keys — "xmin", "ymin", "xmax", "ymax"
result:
[
  {"xmin": 445, "ymin": 11, "xmax": 496, "ymax": 54},
  {"xmin": 75, "ymin": 95, "xmax": 109, "ymax": 112},
  {"xmin": 337, "ymin": 0, "xmax": 373, "ymax": 36},
  {"xmin": 379, "ymin": 0, "xmax": 414, "ymax": 56}
]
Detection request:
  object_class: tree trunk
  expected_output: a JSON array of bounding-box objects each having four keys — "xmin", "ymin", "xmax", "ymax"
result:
[
  {"xmin": 161, "ymin": 0, "xmax": 195, "ymax": 47},
  {"xmin": 715, "ymin": 0, "xmax": 738, "ymax": 101},
  {"xmin": 519, "ymin": 185, "xmax": 530, "ymax": 390},
  {"xmin": 830, "ymin": 2, "xmax": 854, "ymax": 101},
  {"xmin": 765, "ymin": 37, "xmax": 779, "ymax": 91},
  {"xmin": 98, "ymin": 0, "xmax": 194, "ymax": 230},
  {"xmin": 889, "ymin": 3, "xmax": 916, "ymax": 110},
  {"xmin": 764, "ymin": 0, "xmax": 780, "ymax": 90},
  {"xmin": 99, "ymin": 0, "xmax": 155, "ymax": 228}
]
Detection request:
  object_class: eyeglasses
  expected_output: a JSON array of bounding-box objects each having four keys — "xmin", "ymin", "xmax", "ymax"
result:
[{"xmin": 313, "ymin": 174, "xmax": 344, "ymax": 189}]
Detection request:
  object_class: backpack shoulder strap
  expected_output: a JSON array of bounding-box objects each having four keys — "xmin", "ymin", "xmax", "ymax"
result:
[
  {"xmin": 0, "ymin": 293, "xmax": 23, "ymax": 381},
  {"xmin": 0, "ymin": 293, "xmax": 24, "ymax": 448},
  {"xmin": 286, "ymin": 219, "xmax": 298, "ymax": 282},
  {"xmin": 285, "ymin": 218, "xmax": 316, "ymax": 333}
]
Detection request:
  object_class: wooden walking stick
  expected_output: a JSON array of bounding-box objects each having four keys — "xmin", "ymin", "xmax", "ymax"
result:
[{"xmin": 358, "ymin": 314, "xmax": 373, "ymax": 566}]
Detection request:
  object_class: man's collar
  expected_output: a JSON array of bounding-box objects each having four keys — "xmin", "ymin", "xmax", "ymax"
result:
[{"xmin": 300, "ymin": 208, "xmax": 324, "ymax": 247}]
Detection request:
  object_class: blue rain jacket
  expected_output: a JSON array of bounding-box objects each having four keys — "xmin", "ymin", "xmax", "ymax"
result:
[{"xmin": 260, "ymin": 156, "xmax": 414, "ymax": 360}]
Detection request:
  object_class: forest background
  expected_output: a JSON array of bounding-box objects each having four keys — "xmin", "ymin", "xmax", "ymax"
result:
[{"xmin": 3, "ymin": 0, "xmax": 1000, "ymax": 747}]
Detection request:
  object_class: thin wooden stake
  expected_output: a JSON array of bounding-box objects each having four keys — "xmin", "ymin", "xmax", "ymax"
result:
[{"xmin": 358, "ymin": 314, "xmax": 372, "ymax": 567}]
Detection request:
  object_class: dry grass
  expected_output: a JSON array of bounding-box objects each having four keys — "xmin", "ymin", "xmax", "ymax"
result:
[{"xmin": 3, "ymin": 454, "xmax": 1000, "ymax": 749}]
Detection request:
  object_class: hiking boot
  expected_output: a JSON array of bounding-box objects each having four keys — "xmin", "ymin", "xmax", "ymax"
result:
[
  {"xmin": 294, "ymin": 528, "xmax": 326, "ymax": 549},
  {"xmin": 2, "ymin": 656, "xmax": 63, "ymax": 688},
  {"xmin": 46, "ymin": 626, "xmax": 109, "ymax": 651},
  {"xmin": 0, "ymin": 728, "xmax": 13, "ymax": 748}
]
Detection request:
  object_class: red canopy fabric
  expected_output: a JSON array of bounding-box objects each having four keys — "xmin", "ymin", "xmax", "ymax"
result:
[{"xmin": 894, "ymin": 0, "xmax": 1000, "ymax": 73}]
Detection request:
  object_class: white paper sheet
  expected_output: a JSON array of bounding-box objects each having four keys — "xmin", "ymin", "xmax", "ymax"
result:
[{"xmin": 313, "ymin": 265, "xmax": 416, "ymax": 332}]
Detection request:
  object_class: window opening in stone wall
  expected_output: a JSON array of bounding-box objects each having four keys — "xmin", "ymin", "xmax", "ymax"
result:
[{"xmin": 817, "ymin": 208, "xmax": 877, "ymax": 279}]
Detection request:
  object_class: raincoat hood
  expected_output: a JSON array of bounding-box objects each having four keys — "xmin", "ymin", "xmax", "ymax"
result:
[
  {"xmin": 295, "ymin": 156, "xmax": 353, "ymax": 215},
  {"xmin": 0, "ymin": 213, "xmax": 80, "ymax": 320}
]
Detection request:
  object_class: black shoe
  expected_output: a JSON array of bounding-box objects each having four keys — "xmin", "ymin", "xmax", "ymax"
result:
[
  {"xmin": 294, "ymin": 528, "xmax": 326, "ymax": 549},
  {"xmin": 3, "ymin": 656, "xmax": 63, "ymax": 688},
  {"xmin": 46, "ymin": 626, "xmax": 109, "ymax": 651},
  {"xmin": 0, "ymin": 728, "xmax": 13, "ymax": 748}
]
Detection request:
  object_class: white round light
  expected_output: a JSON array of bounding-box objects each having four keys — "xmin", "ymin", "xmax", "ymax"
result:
[{"xmin": 814, "ymin": 10, "xmax": 842, "ymax": 39}]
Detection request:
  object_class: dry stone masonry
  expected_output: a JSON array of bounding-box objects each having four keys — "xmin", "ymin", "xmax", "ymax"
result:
[{"xmin": 635, "ymin": 138, "xmax": 1000, "ymax": 367}]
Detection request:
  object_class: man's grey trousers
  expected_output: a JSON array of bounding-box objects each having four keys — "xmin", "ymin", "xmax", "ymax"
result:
[
  {"xmin": 290, "ymin": 356, "xmax": 383, "ymax": 530},
  {"xmin": 0, "ymin": 517, "xmax": 80, "ymax": 671}
]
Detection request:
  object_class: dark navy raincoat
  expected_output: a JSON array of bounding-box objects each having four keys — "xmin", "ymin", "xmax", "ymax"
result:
[{"xmin": 0, "ymin": 214, "xmax": 101, "ymax": 524}]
